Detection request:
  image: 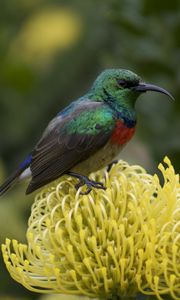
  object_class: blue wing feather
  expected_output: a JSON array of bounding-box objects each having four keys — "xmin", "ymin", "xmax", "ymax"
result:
[{"xmin": 19, "ymin": 154, "xmax": 32, "ymax": 169}]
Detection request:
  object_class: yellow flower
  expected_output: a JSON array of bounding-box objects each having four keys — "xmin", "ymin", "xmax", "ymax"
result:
[
  {"xmin": 2, "ymin": 157, "xmax": 180, "ymax": 300},
  {"xmin": 9, "ymin": 8, "xmax": 82, "ymax": 65}
]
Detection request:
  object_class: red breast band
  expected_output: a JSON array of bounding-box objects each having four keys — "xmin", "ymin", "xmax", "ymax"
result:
[{"xmin": 111, "ymin": 120, "xmax": 136, "ymax": 145}]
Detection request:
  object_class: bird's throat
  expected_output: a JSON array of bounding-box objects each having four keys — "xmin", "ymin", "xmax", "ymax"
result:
[{"xmin": 100, "ymin": 88, "xmax": 137, "ymax": 125}]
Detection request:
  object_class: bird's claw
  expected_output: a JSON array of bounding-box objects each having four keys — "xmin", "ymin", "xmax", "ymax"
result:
[
  {"xmin": 67, "ymin": 171, "xmax": 106, "ymax": 195},
  {"xmin": 75, "ymin": 180, "xmax": 84, "ymax": 190},
  {"xmin": 107, "ymin": 160, "xmax": 118, "ymax": 172},
  {"xmin": 79, "ymin": 179, "xmax": 106, "ymax": 195}
]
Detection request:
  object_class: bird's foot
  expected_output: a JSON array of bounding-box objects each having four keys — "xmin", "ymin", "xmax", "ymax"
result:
[
  {"xmin": 67, "ymin": 171, "xmax": 106, "ymax": 195},
  {"xmin": 107, "ymin": 160, "xmax": 118, "ymax": 172}
]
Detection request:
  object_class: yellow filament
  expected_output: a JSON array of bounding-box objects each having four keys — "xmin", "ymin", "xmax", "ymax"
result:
[{"xmin": 2, "ymin": 158, "xmax": 180, "ymax": 299}]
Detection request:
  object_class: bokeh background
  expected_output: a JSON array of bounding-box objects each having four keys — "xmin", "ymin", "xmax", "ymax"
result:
[{"xmin": 0, "ymin": 0, "xmax": 179, "ymax": 299}]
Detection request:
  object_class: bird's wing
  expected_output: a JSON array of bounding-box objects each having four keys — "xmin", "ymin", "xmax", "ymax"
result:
[{"xmin": 26, "ymin": 100, "xmax": 115, "ymax": 194}]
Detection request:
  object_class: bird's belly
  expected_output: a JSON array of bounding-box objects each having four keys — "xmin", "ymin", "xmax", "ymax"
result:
[
  {"xmin": 72, "ymin": 120, "xmax": 136, "ymax": 175},
  {"xmin": 72, "ymin": 141, "xmax": 123, "ymax": 175}
]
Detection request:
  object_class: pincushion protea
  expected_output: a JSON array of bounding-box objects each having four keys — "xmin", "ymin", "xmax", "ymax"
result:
[{"xmin": 2, "ymin": 157, "xmax": 180, "ymax": 300}]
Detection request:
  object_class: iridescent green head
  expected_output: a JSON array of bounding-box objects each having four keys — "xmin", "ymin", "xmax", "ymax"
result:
[{"xmin": 91, "ymin": 68, "xmax": 174, "ymax": 105}]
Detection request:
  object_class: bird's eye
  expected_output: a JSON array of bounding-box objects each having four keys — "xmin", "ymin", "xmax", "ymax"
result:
[
  {"xmin": 118, "ymin": 79, "xmax": 128, "ymax": 87},
  {"xmin": 117, "ymin": 79, "xmax": 137, "ymax": 88}
]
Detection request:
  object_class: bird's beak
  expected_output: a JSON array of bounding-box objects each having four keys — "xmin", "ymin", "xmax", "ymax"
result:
[{"xmin": 132, "ymin": 82, "xmax": 174, "ymax": 100}]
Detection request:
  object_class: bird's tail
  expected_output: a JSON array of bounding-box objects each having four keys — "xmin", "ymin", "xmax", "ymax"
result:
[
  {"xmin": 0, "ymin": 168, "xmax": 24, "ymax": 196},
  {"xmin": 0, "ymin": 154, "xmax": 32, "ymax": 196}
]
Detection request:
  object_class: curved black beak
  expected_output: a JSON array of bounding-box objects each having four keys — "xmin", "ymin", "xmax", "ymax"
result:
[{"xmin": 132, "ymin": 82, "xmax": 174, "ymax": 101}]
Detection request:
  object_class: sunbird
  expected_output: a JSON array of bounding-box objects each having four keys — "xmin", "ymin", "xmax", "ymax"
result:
[{"xmin": 0, "ymin": 69, "xmax": 174, "ymax": 196}]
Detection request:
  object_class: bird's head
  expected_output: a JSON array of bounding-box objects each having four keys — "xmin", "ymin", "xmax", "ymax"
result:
[{"xmin": 91, "ymin": 69, "xmax": 174, "ymax": 106}]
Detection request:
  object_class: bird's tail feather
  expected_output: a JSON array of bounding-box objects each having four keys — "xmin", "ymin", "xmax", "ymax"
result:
[
  {"xmin": 0, "ymin": 154, "xmax": 32, "ymax": 196},
  {"xmin": 0, "ymin": 168, "xmax": 24, "ymax": 196}
]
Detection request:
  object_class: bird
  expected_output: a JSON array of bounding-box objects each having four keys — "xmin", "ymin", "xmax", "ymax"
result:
[{"xmin": 0, "ymin": 69, "xmax": 174, "ymax": 196}]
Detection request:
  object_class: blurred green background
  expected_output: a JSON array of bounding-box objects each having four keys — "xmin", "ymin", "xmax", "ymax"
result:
[{"xmin": 0, "ymin": 0, "xmax": 179, "ymax": 299}]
